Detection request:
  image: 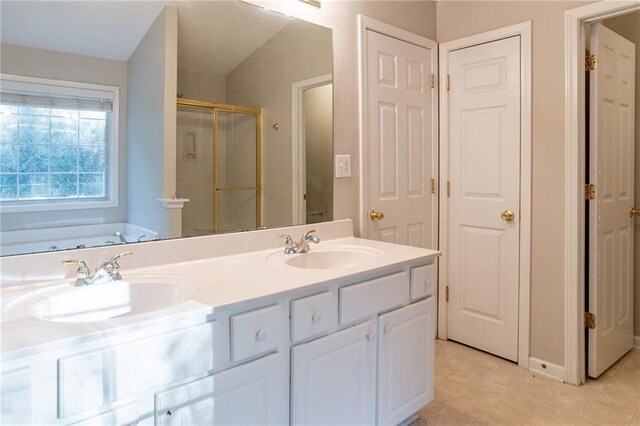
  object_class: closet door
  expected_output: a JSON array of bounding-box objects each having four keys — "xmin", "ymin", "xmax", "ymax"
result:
[{"xmin": 446, "ymin": 36, "xmax": 521, "ymax": 361}]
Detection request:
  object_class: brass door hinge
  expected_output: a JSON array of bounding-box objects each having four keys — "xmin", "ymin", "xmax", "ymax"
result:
[
  {"xmin": 429, "ymin": 73, "xmax": 435, "ymax": 89},
  {"xmin": 585, "ymin": 312, "xmax": 596, "ymax": 329},
  {"xmin": 586, "ymin": 54, "xmax": 598, "ymax": 71},
  {"xmin": 431, "ymin": 179, "xmax": 436, "ymax": 194},
  {"xmin": 446, "ymin": 75, "xmax": 451, "ymax": 91},
  {"xmin": 585, "ymin": 184, "xmax": 596, "ymax": 200},
  {"xmin": 447, "ymin": 181, "xmax": 451, "ymax": 196},
  {"xmin": 445, "ymin": 286, "xmax": 449, "ymax": 302}
]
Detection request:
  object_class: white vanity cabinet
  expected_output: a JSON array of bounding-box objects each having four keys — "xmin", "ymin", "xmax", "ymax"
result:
[
  {"xmin": 378, "ymin": 298, "xmax": 435, "ymax": 426},
  {"xmin": 155, "ymin": 353, "xmax": 284, "ymax": 426},
  {"xmin": 291, "ymin": 321, "xmax": 377, "ymax": 425},
  {"xmin": 291, "ymin": 265, "xmax": 436, "ymax": 426},
  {"xmin": 1, "ymin": 246, "xmax": 438, "ymax": 426}
]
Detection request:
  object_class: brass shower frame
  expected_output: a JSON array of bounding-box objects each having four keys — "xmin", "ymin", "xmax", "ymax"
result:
[{"xmin": 177, "ymin": 98, "xmax": 263, "ymax": 233}]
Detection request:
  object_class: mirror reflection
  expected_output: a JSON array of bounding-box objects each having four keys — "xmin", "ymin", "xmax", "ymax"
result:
[{"xmin": 0, "ymin": 1, "xmax": 333, "ymax": 256}]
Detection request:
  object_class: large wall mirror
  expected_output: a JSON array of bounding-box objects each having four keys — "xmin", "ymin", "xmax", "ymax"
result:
[{"xmin": 0, "ymin": 1, "xmax": 333, "ymax": 256}]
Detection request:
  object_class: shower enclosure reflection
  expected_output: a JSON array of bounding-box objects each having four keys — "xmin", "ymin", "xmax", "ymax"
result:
[{"xmin": 176, "ymin": 100, "xmax": 262, "ymax": 235}]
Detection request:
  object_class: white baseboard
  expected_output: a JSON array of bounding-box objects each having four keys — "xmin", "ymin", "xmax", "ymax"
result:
[
  {"xmin": 529, "ymin": 357, "xmax": 565, "ymax": 382},
  {"xmin": 634, "ymin": 335, "xmax": 640, "ymax": 350}
]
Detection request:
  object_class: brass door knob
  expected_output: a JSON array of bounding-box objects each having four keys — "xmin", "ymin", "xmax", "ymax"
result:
[
  {"xmin": 369, "ymin": 210, "xmax": 385, "ymax": 221},
  {"xmin": 501, "ymin": 210, "xmax": 515, "ymax": 222},
  {"xmin": 630, "ymin": 207, "xmax": 640, "ymax": 217}
]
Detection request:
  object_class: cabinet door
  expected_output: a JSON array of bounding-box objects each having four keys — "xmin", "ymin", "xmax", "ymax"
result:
[
  {"xmin": 378, "ymin": 298, "xmax": 435, "ymax": 425},
  {"xmin": 156, "ymin": 353, "xmax": 283, "ymax": 426},
  {"xmin": 291, "ymin": 321, "xmax": 376, "ymax": 425}
]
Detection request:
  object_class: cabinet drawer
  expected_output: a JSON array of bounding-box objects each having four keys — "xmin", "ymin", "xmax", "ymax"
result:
[
  {"xmin": 339, "ymin": 271, "xmax": 409, "ymax": 324},
  {"xmin": 410, "ymin": 263, "xmax": 436, "ymax": 300},
  {"xmin": 58, "ymin": 321, "xmax": 217, "ymax": 418},
  {"xmin": 231, "ymin": 305, "xmax": 282, "ymax": 361},
  {"xmin": 291, "ymin": 292, "xmax": 337, "ymax": 342}
]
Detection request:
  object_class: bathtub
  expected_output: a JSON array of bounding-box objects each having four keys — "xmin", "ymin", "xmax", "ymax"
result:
[{"xmin": 0, "ymin": 223, "xmax": 160, "ymax": 256}]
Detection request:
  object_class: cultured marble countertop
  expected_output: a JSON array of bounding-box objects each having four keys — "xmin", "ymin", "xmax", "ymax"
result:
[{"xmin": 1, "ymin": 235, "xmax": 439, "ymax": 359}]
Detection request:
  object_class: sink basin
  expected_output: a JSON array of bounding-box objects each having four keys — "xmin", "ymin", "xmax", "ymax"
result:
[
  {"xmin": 21, "ymin": 274, "xmax": 198, "ymax": 323},
  {"xmin": 271, "ymin": 245, "xmax": 384, "ymax": 270}
]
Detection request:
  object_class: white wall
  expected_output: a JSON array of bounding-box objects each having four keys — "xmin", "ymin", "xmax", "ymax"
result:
[
  {"xmin": 603, "ymin": 11, "xmax": 640, "ymax": 338},
  {"xmin": 127, "ymin": 6, "xmax": 178, "ymax": 238},
  {"xmin": 0, "ymin": 43, "xmax": 128, "ymax": 231},
  {"xmin": 177, "ymin": 69, "xmax": 226, "ymax": 103}
]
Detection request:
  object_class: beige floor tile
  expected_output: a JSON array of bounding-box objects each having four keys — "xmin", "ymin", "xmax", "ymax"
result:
[
  {"xmin": 426, "ymin": 398, "xmax": 486, "ymax": 426},
  {"xmin": 577, "ymin": 394, "xmax": 637, "ymax": 426},
  {"xmin": 473, "ymin": 400, "xmax": 532, "ymax": 426},
  {"xmin": 624, "ymin": 349, "xmax": 640, "ymax": 368},
  {"xmin": 419, "ymin": 399, "xmax": 445, "ymax": 420},
  {"xmin": 420, "ymin": 341, "xmax": 640, "ymax": 426},
  {"xmin": 630, "ymin": 407, "xmax": 640, "ymax": 426},
  {"xmin": 527, "ymin": 392, "xmax": 591, "ymax": 426}
]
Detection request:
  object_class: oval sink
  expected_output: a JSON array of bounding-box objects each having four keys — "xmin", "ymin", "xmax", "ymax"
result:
[
  {"xmin": 273, "ymin": 245, "xmax": 384, "ymax": 270},
  {"xmin": 27, "ymin": 274, "xmax": 197, "ymax": 323}
]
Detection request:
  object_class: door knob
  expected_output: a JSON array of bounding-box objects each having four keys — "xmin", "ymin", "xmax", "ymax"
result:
[
  {"xmin": 369, "ymin": 210, "xmax": 385, "ymax": 221},
  {"xmin": 630, "ymin": 207, "xmax": 640, "ymax": 217},
  {"xmin": 501, "ymin": 210, "xmax": 515, "ymax": 222}
]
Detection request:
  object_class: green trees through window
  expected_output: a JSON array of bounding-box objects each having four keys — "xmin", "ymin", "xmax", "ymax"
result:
[{"xmin": 0, "ymin": 105, "xmax": 109, "ymax": 201}]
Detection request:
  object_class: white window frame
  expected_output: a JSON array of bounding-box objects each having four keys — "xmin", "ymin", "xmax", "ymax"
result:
[{"xmin": 0, "ymin": 74, "xmax": 119, "ymax": 213}]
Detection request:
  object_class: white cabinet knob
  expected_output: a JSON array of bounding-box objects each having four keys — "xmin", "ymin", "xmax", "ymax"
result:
[
  {"xmin": 255, "ymin": 330, "xmax": 268, "ymax": 342},
  {"xmin": 311, "ymin": 313, "xmax": 322, "ymax": 324},
  {"xmin": 365, "ymin": 332, "xmax": 375, "ymax": 342},
  {"xmin": 384, "ymin": 325, "xmax": 391, "ymax": 335}
]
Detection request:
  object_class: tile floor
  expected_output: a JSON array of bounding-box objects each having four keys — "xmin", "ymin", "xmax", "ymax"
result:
[{"xmin": 416, "ymin": 340, "xmax": 640, "ymax": 425}]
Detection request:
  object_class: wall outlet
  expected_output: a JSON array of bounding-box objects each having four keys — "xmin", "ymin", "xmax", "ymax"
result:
[{"xmin": 335, "ymin": 155, "xmax": 352, "ymax": 178}]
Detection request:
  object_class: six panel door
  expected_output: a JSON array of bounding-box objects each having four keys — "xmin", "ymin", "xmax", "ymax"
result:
[
  {"xmin": 446, "ymin": 36, "xmax": 521, "ymax": 361},
  {"xmin": 365, "ymin": 29, "xmax": 437, "ymax": 249},
  {"xmin": 588, "ymin": 23, "xmax": 636, "ymax": 378}
]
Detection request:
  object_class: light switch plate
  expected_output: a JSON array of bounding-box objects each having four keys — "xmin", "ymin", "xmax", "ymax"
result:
[{"xmin": 335, "ymin": 155, "xmax": 352, "ymax": 178}]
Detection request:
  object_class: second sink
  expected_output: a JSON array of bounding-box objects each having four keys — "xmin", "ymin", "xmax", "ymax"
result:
[{"xmin": 272, "ymin": 245, "xmax": 384, "ymax": 270}]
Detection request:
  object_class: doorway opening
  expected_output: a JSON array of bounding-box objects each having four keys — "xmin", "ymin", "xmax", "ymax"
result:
[
  {"xmin": 565, "ymin": 1, "xmax": 640, "ymax": 385},
  {"xmin": 292, "ymin": 74, "xmax": 333, "ymax": 225}
]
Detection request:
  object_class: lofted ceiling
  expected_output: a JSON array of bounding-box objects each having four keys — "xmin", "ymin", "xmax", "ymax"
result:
[{"xmin": 0, "ymin": 1, "xmax": 294, "ymax": 77}]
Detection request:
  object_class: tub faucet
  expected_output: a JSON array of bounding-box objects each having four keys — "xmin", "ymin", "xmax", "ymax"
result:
[{"xmin": 113, "ymin": 232, "xmax": 128, "ymax": 243}]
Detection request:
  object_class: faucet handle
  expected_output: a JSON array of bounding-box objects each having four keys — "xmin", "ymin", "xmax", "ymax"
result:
[
  {"xmin": 109, "ymin": 251, "xmax": 132, "ymax": 268},
  {"xmin": 61, "ymin": 259, "xmax": 91, "ymax": 278},
  {"xmin": 302, "ymin": 229, "xmax": 317, "ymax": 237},
  {"xmin": 278, "ymin": 234, "xmax": 294, "ymax": 246}
]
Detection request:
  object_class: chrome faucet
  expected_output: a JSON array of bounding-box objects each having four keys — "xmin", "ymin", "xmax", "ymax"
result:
[
  {"xmin": 279, "ymin": 229, "xmax": 320, "ymax": 254},
  {"xmin": 62, "ymin": 251, "xmax": 133, "ymax": 286},
  {"xmin": 113, "ymin": 232, "xmax": 128, "ymax": 243}
]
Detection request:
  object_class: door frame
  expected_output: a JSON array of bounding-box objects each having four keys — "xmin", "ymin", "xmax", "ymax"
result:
[
  {"xmin": 291, "ymin": 73, "xmax": 333, "ymax": 225},
  {"xmin": 357, "ymin": 15, "xmax": 439, "ymax": 241},
  {"xmin": 438, "ymin": 21, "xmax": 532, "ymax": 368},
  {"xmin": 564, "ymin": 0, "xmax": 639, "ymax": 386}
]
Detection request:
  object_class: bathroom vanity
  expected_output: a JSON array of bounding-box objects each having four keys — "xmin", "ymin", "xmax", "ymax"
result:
[{"xmin": 1, "ymin": 220, "xmax": 439, "ymax": 425}]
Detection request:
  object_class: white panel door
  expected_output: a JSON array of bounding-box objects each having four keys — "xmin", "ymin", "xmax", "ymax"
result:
[
  {"xmin": 447, "ymin": 36, "xmax": 521, "ymax": 361},
  {"xmin": 366, "ymin": 29, "xmax": 437, "ymax": 249},
  {"xmin": 291, "ymin": 321, "xmax": 376, "ymax": 425},
  {"xmin": 156, "ymin": 353, "xmax": 283, "ymax": 426},
  {"xmin": 588, "ymin": 23, "xmax": 635, "ymax": 379},
  {"xmin": 378, "ymin": 298, "xmax": 435, "ymax": 426}
]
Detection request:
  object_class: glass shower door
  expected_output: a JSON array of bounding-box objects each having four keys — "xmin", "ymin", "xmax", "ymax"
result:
[{"xmin": 215, "ymin": 110, "xmax": 261, "ymax": 233}]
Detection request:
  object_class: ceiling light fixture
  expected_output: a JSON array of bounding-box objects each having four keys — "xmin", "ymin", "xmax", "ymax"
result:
[{"xmin": 299, "ymin": 0, "xmax": 321, "ymax": 8}]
